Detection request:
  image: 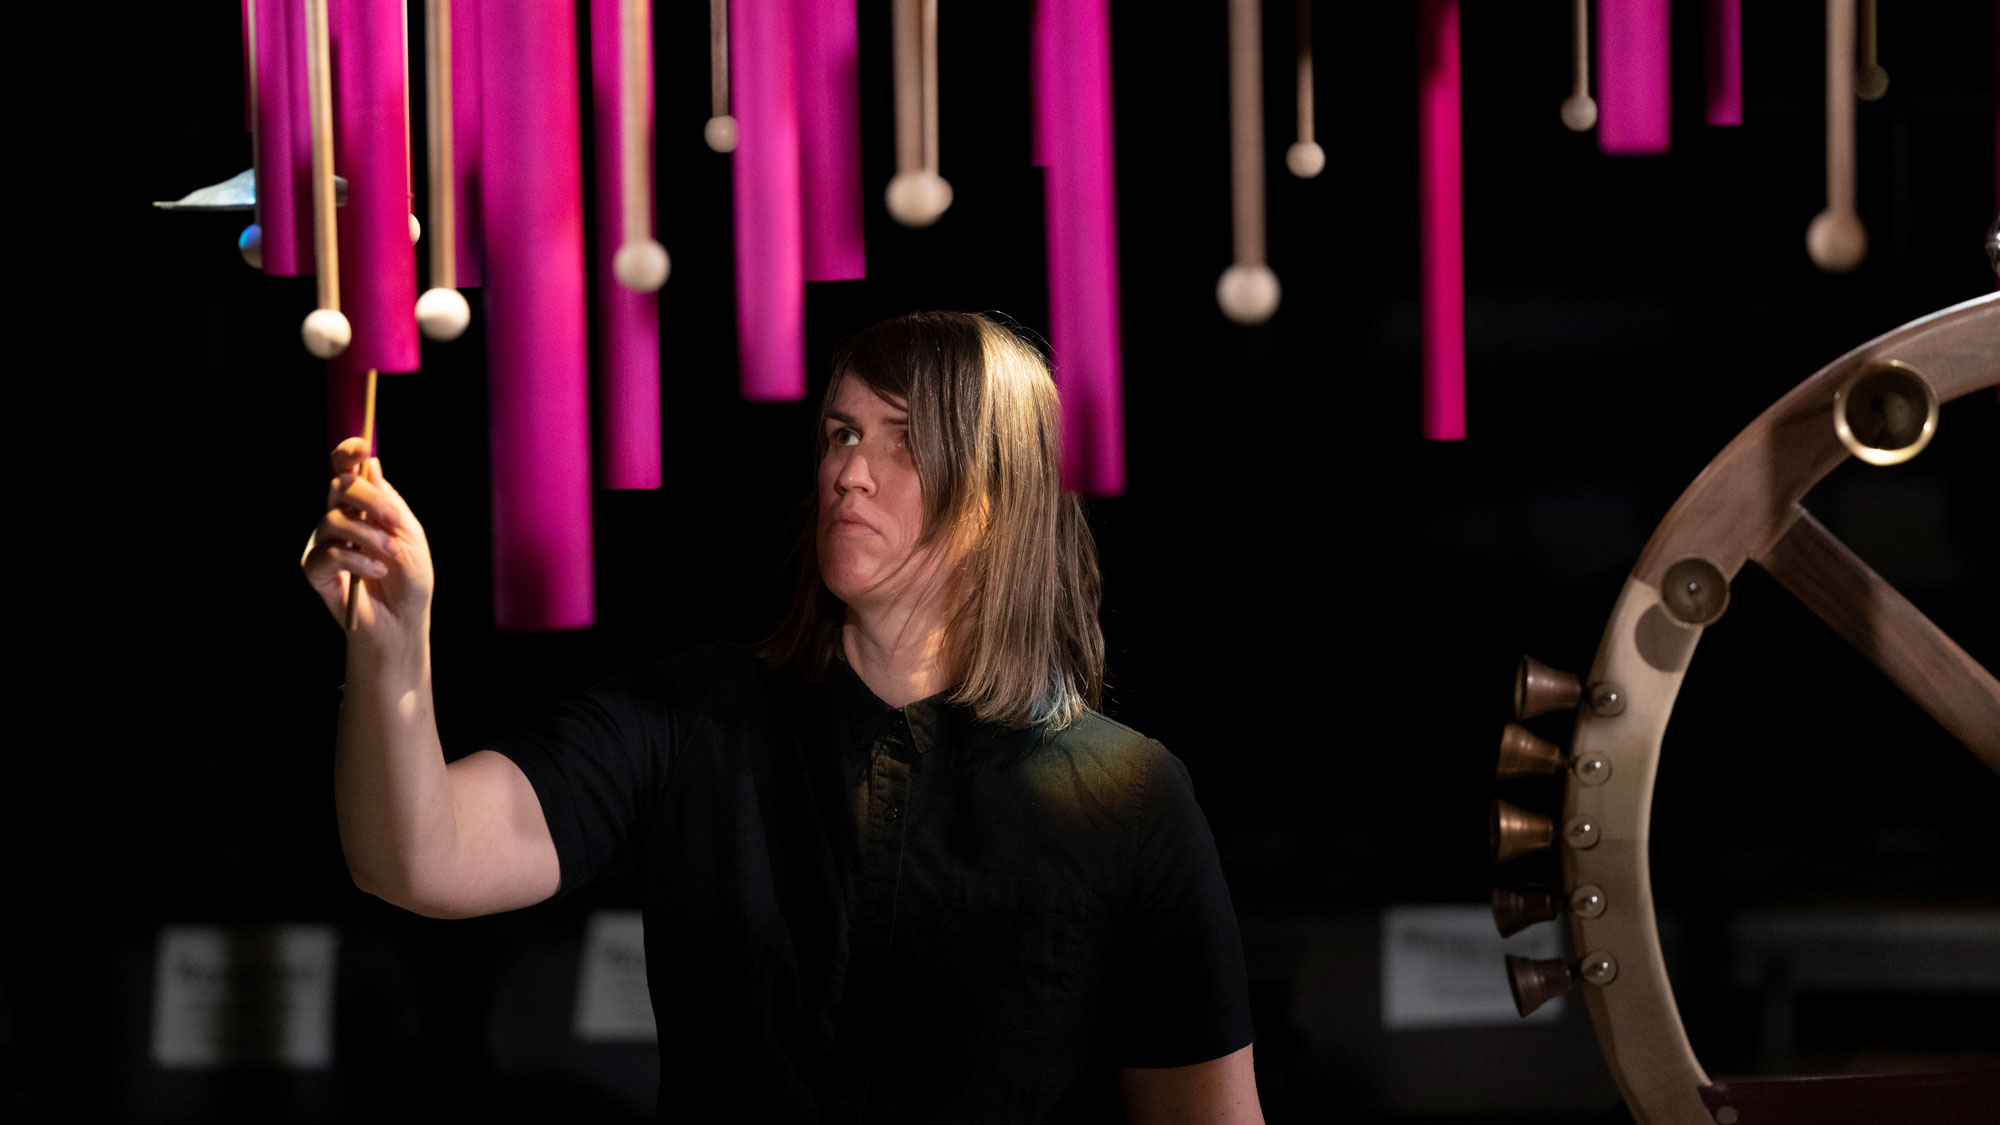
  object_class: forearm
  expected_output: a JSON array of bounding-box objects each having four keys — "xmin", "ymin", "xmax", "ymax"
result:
[{"xmin": 334, "ymin": 628, "xmax": 458, "ymax": 910}]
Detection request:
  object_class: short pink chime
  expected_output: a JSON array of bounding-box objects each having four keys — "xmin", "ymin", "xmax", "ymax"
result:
[
  {"xmin": 1596, "ymin": 0, "xmax": 1671, "ymax": 155},
  {"xmin": 1034, "ymin": 0, "xmax": 1126, "ymax": 495}
]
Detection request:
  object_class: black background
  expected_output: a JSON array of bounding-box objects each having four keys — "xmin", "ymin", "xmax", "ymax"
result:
[{"xmin": 10, "ymin": 1, "xmax": 1997, "ymax": 1121}]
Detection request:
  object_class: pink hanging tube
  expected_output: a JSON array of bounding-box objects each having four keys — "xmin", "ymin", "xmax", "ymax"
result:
[
  {"xmin": 253, "ymin": 0, "xmax": 314, "ymax": 276},
  {"xmin": 330, "ymin": 0, "xmax": 418, "ymax": 375},
  {"xmin": 795, "ymin": 0, "xmax": 866, "ymax": 281},
  {"xmin": 1705, "ymin": 0, "xmax": 1741, "ymax": 125},
  {"xmin": 1597, "ymin": 0, "xmax": 1672, "ymax": 154},
  {"xmin": 1418, "ymin": 0, "xmax": 1465, "ymax": 442},
  {"xmin": 452, "ymin": 0, "xmax": 484, "ymax": 286},
  {"xmin": 481, "ymin": 1, "xmax": 596, "ymax": 630},
  {"xmin": 731, "ymin": 0, "xmax": 805, "ymax": 401},
  {"xmin": 325, "ymin": 0, "xmax": 420, "ymax": 455},
  {"xmin": 1033, "ymin": 0, "xmax": 1125, "ymax": 496},
  {"xmin": 590, "ymin": 0, "xmax": 661, "ymax": 489}
]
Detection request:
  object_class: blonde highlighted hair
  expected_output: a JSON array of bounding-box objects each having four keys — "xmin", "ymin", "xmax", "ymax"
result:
[{"xmin": 762, "ymin": 311, "xmax": 1105, "ymax": 729}]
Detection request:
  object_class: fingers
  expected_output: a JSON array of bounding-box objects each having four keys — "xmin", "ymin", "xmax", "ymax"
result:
[
  {"xmin": 320, "ymin": 507, "xmax": 402, "ymax": 562},
  {"xmin": 326, "ymin": 461, "xmax": 411, "ymax": 533},
  {"xmin": 325, "ymin": 544, "xmax": 391, "ymax": 580},
  {"xmin": 330, "ymin": 437, "xmax": 369, "ymax": 476}
]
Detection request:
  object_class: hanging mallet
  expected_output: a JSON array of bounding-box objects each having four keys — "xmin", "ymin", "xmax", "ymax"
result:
[
  {"xmin": 300, "ymin": 0, "xmax": 351, "ymax": 358},
  {"xmin": 1217, "ymin": 0, "xmax": 1279, "ymax": 324},
  {"xmin": 614, "ymin": 0, "xmax": 670, "ymax": 291},
  {"xmin": 1807, "ymin": 0, "xmax": 1867, "ymax": 272},
  {"xmin": 705, "ymin": 0, "xmax": 737, "ymax": 152},
  {"xmin": 885, "ymin": 0, "xmax": 951, "ymax": 228},
  {"xmin": 416, "ymin": 0, "xmax": 472, "ymax": 337},
  {"xmin": 1285, "ymin": 0, "xmax": 1323, "ymax": 178},
  {"xmin": 1561, "ymin": 0, "xmax": 1597, "ymax": 131}
]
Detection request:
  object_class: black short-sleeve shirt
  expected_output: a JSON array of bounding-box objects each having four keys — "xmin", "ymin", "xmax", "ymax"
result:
[{"xmin": 487, "ymin": 643, "xmax": 1254, "ymax": 1122}]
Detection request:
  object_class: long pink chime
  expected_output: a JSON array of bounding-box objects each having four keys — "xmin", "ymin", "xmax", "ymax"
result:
[
  {"xmin": 1033, "ymin": 0, "xmax": 1125, "ymax": 495},
  {"xmin": 591, "ymin": 0, "xmax": 664, "ymax": 488},
  {"xmin": 252, "ymin": 0, "xmax": 315, "ymax": 274},
  {"xmin": 326, "ymin": 0, "xmax": 420, "ymax": 456},
  {"xmin": 1705, "ymin": 0, "xmax": 1742, "ymax": 125},
  {"xmin": 482, "ymin": 1, "xmax": 595, "ymax": 629},
  {"xmin": 796, "ymin": 0, "xmax": 866, "ymax": 279},
  {"xmin": 731, "ymin": 0, "xmax": 805, "ymax": 400},
  {"xmin": 1596, "ymin": 0, "xmax": 1671, "ymax": 155},
  {"xmin": 451, "ymin": 0, "xmax": 483, "ymax": 286},
  {"xmin": 1418, "ymin": 0, "xmax": 1464, "ymax": 442}
]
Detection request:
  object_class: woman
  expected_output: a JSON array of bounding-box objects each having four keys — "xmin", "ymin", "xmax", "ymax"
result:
[{"xmin": 303, "ymin": 312, "xmax": 1261, "ymax": 1122}]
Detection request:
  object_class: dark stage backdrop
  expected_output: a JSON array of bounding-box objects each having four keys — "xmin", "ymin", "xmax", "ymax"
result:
[{"xmin": 12, "ymin": 2, "xmax": 1997, "ymax": 1122}]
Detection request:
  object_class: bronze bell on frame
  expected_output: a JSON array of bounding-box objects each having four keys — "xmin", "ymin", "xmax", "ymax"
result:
[
  {"xmin": 1515, "ymin": 655, "xmax": 1581, "ymax": 720},
  {"xmin": 1505, "ymin": 954, "xmax": 1574, "ymax": 1016},
  {"xmin": 1492, "ymin": 886, "xmax": 1561, "ymax": 937},
  {"xmin": 1496, "ymin": 723, "xmax": 1565, "ymax": 781},
  {"xmin": 1491, "ymin": 798, "xmax": 1554, "ymax": 864}
]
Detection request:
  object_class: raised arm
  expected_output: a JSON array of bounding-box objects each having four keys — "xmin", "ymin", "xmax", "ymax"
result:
[
  {"xmin": 303, "ymin": 438, "xmax": 560, "ymax": 918},
  {"xmin": 1121, "ymin": 1044, "xmax": 1265, "ymax": 1125}
]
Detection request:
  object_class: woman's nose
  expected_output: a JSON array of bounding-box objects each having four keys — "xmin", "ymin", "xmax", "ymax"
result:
[{"xmin": 835, "ymin": 448, "xmax": 873, "ymax": 493}]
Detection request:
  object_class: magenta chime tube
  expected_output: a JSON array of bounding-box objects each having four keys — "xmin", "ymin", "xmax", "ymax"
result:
[
  {"xmin": 481, "ymin": 0, "xmax": 596, "ymax": 630},
  {"xmin": 1035, "ymin": 0, "xmax": 1127, "ymax": 495},
  {"xmin": 1597, "ymin": 0, "xmax": 1672, "ymax": 154},
  {"xmin": 1419, "ymin": 0, "xmax": 1465, "ymax": 441},
  {"xmin": 796, "ymin": 0, "xmax": 866, "ymax": 281},
  {"xmin": 731, "ymin": 0, "xmax": 805, "ymax": 401},
  {"xmin": 590, "ymin": 0, "xmax": 662, "ymax": 489}
]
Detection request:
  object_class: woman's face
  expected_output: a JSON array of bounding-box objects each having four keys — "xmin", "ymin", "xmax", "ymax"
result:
[{"xmin": 817, "ymin": 376, "xmax": 937, "ymax": 610}]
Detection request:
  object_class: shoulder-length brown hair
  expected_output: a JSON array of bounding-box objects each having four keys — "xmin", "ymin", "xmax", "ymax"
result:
[{"xmin": 762, "ymin": 311, "xmax": 1104, "ymax": 729}]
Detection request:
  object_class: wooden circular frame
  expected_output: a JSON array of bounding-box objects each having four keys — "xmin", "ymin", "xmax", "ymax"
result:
[{"xmin": 1560, "ymin": 292, "xmax": 2000, "ymax": 1124}]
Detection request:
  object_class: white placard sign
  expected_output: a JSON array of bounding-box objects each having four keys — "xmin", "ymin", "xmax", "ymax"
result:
[
  {"xmin": 151, "ymin": 924, "xmax": 339, "ymax": 1069},
  {"xmin": 1381, "ymin": 904, "xmax": 1564, "ymax": 1029},
  {"xmin": 574, "ymin": 909, "xmax": 656, "ymax": 1042}
]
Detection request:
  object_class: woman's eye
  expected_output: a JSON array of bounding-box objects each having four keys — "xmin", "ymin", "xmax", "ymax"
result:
[{"xmin": 829, "ymin": 427, "xmax": 859, "ymax": 447}]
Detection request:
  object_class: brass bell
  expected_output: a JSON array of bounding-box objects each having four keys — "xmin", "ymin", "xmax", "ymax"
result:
[
  {"xmin": 1833, "ymin": 360, "xmax": 1938, "ymax": 466},
  {"xmin": 1492, "ymin": 886, "xmax": 1561, "ymax": 937},
  {"xmin": 1491, "ymin": 798, "xmax": 1555, "ymax": 864},
  {"xmin": 1505, "ymin": 954, "xmax": 1574, "ymax": 1016},
  {"xmin": 1496, "ymin": 723, "xmax": 1565, "ymax": 780},
  {"xmin": 1515, "ymin": 655, "xmax": 1581, "ymax": 720}
]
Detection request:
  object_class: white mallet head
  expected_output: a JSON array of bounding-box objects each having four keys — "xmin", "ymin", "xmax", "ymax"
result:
[
  {"xmin": 1854, "ymin": 65, "xmax": 1889, "ymax": 102},
  {"xmin": 302, "ymin": 308, "xmax": 353, "ymax": 358},
  {"xmin": 238, "ymin": 223, "xmax": 264, "ymax": 269},
  {"xmin": 1806, "ymin": 210, "xmax": 1868, "ymax": 274},
  {"xmin": 614, "ymin": 239, "xmax": 671, "ymax": 292},
  {"xmin": 704, "ymin": 115, "xmax": 738, "ymax": 153},
  {"xmin": 1216, "ymin": 263, "xmax": 1281, "ymax": 325},
  {"xmin": 409, "ymin": 213, "xmax": 422, "ymax": 245},
  {"xmin": 1285, "ymin": 141, "xmax": 1326, "ymax": 179},
  {"xmin": 416, "ymin": 287, "xmax": 472, "ymax": 341},
  {"xmin": 1560, "ymin": 95, "xmax": 1598, "ymax": 132},
  {"xmin": 885, "ymin": 170, "xmax": 954, "ymax": 229}
]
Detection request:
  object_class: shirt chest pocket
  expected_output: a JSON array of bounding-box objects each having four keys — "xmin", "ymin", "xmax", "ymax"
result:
[{"xmin": 932, "ymin": 871, "xmax": 1093, "ymax": 1034}]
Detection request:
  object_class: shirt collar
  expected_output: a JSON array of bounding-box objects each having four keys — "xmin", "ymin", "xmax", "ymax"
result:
[{"xmin": 818, "ymin": 651, "xmax": 976, "ymax": 757}]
